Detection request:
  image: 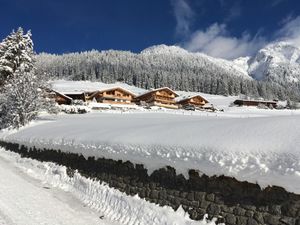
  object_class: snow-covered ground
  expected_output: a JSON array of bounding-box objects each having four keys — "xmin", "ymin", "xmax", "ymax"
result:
[
  {"xmin": 0, "ymin": 148, "xmax": 118, "ymax": 225},
  {"xmin": 1, "ymin": 110, "xmax": 300, "ymax": 194},
  {"xmin": 0, "ymin": 148, "xmax": 215, "ymax": 225}
]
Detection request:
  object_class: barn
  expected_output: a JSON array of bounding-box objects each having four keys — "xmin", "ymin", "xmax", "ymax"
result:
[{"xmin": 233, "ymin": 99, "xmax": 278, "ymax": 108}]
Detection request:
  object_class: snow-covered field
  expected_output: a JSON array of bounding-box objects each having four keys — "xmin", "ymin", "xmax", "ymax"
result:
[
  {"xmin": 1, "ymin": 109, "xmax": 300, "ymax": 194},
  {"xmin": 0, "ymin": 148, "xmax": 214, "ymax": 225}
]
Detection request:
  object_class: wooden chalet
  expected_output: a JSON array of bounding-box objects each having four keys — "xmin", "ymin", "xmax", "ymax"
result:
[
  {"xmin": 135, "ymin": 87, "xmax": 179, "ymax": 109},
  {"xmin": 88, "ymin": 87, "xmax": 136, "ymax": 104},
  {"xmin": 177, "ymin": 95, "xmax": 209, "ymax": 108},
  {"xmin": 52, "ymin": 91, "xmax": 87, "ymax": 105},
  {"xmin": 53, "ymin": 91, "xmax": 73, "ymax": 105},
  {"xmin": 233, "ymin": 99, "xmax": 278, "ymax": 108}
]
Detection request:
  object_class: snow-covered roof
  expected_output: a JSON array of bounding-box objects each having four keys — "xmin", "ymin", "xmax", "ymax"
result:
[
  {"xmin": 89, "ymin": 86, "xmax": 137, "ymax": 98},
  {"xmin": 50, "ymin": 80, "xmax": 147, "ymax": 96},
  {"xmin": 60, "ymin": 91, "xmax": 85, "ymax": 95},
  {"xmin": 136, "ymin": 87, "xmax": 178, "ymax": 98},
  {"xmin": 175, "ymin": 94, "xmax": 209, "ymax": 103},
  {"xmin": 234, "ymin": 99, "xmax": 278, "ymax": 104}
]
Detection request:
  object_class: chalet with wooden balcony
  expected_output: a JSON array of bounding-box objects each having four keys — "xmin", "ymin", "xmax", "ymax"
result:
[
  {"xmin": 135, "ymin": 87, "xmax": 179, "ymax": 109},
  {"xmin": 176, "ymin": 95, "xmax": 209, "ymax": 108},
  {"xmin": 88, "ymin": 87, "xmax": 136, "ymax": 104}
]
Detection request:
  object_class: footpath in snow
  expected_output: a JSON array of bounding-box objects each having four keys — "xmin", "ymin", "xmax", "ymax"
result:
[
  {"xmin": 1, "ymin": 112, "xmax": 300, "ymax": 194},
  {"xmin": 0, "ymin": 148, "xmax": 214, "ymax": 225},
  {"xmin": 0, "ymin": 149, "xmax": 119, "ymax": 225}
]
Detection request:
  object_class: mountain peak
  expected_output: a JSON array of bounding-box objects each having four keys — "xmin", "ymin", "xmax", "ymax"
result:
[{"xmin": 246, "ymin": 41, "xmax": 300, "ymax": 82}]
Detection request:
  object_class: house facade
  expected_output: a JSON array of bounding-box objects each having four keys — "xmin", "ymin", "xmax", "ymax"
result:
[
  {"xmin": 135, "ymin": 87, "xmax": 178, "ymax": 109},
  {"xmin": 177, "ymin": 95, "xmax": 209, "ymax": 108},
  {"xmin": 88, "ymin": 87, "xmax": 136, "ymax": 104}
]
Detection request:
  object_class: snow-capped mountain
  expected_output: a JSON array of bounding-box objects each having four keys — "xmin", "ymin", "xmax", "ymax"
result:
[
  {"xmin": 238, "ymin": 42, "xmax": 300, "ymax": 83},
  {"xmin": 142, "ymin": 43, "xmax": 300, "ymax": 83}
]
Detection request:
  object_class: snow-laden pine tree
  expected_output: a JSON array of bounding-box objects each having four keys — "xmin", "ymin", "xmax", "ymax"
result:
[
  {"xmin": 0, "ymin": 28, "xmax": 34, "ymax": 85},
  {"xmin": 1, "ymin": 69, "xmax": 45, "ymax": 128},
  {"xmin": 0, "ymin": 28, "xmax": 57, "ymax": 129}
]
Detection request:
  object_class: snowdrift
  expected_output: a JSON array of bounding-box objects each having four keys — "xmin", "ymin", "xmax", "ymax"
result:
[{"xmin": 1, "ymin": 112, "xmax": 300, "ymax": 194}]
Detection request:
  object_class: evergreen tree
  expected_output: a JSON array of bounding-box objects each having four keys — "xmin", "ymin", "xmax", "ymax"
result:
[
  {"xmin": 0, "ymin": 28, "xmax": 57, "ymax": 129},
  {"xmin": 0, "ymin": 28, "xmax": 34, "ymax": 85}
]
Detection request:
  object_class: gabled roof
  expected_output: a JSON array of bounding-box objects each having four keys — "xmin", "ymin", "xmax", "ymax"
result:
[
  {"xmin": 136, "ymin": 87, "xmax": 179, "ymax": 98},
  {"xmin": 53, "ymin": 90, "xmax": 73, "ymax": 101},
  {"xmin": 176, "ymin": 94, "xmax": 209, "ymax": 103},
  {"xmin": 61, "ymin": 92, "xmax": 85, "ymax": 95},
  {"xmin": 51, "ymin": 80, "xmax": 146, "ymax": 96},
  {"xmin": 234, "ymin": 99, "xmax": 277, "ymax": 104},
  {"xmin": 88, "ymin": 86, "xmax": 137, "ymax": 99}
]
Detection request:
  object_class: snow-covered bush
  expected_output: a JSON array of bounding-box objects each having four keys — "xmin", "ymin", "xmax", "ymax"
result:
[
  {"xmin": 257, "ymin": 103, "xmax": 269, "ymax": 109},
  {"xmin": 72, "ymin": 99, "xmax": 86, "ymax": 106},
  {"xmin": 60, "ymin": 104, "xmax": 91, "ymax": 114}
]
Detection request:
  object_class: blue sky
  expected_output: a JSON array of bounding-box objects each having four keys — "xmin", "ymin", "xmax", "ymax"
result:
[{"xmin": 1, "ymin": 0, "xmax": 300, "ymax": 59}]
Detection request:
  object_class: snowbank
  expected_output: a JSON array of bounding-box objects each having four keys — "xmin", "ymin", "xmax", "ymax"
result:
[
  {"xmin": 1, "ymin": 113, "xmax": 300, "ymax": 194},
  {"xmin": 0, "ymin": 148, "xmax": 216, "ymax": 225}
]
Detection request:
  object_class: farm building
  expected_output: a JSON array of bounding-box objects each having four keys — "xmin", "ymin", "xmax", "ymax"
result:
[
  {"xmin": 134, "ymin": 87, "xmax": 179, "ymax": 109},
  {"xmin": 233, "ymin": 99, "xmax": 278, "ymax": 108},
  {"xmin": 52, "ymin": 91, "xmax": 73, "ymax": 105},
  {"xmin": 176, "ymin": 95, "xmax": 209, "ymax": 108},
  {"xmin": 87, "ymin": 87, "xmax": 136, "ymax": 104},
  {"xmin": 63, "ymin": 92, "xmax": 87, "ymax": 102}
]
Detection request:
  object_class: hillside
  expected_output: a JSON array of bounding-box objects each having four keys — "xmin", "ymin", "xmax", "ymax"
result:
[{"xmin": 36, "ymin": 44, "xmax": 300, "ymax": 101}]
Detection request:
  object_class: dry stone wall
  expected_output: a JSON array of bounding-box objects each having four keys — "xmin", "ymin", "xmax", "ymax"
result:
[{"xmin": 0, "ymin": 141, "xmax": 299, "ymax": 225}]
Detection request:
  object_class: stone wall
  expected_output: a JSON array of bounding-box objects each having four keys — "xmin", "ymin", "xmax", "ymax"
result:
[{"xmin": 0, "ymin": 141, "xmax": 299, "ymax": 225}]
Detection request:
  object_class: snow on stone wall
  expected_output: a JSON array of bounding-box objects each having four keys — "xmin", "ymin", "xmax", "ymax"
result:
[{"xmin": 1, "ymin": 141, "xmax": 299, "ymax": 225}]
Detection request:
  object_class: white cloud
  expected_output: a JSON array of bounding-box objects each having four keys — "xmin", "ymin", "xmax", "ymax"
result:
[
  {"xmin": 183, "ymin": 23, "xmax": 266, "ymax": 59},
  {"xmin": 171, "ymin": 0, "xmax": 265, "ymax": 59},
  {"xmin": 171, "ymin": 0, "xmax": 194, "ymax": 36},
  {"xmin": 171, "ymin": 1, "xmax": 300, "ymax": 60},
  {"xmin": 275, "ymin": 16, "xmax": 300, "ymax": 46}
]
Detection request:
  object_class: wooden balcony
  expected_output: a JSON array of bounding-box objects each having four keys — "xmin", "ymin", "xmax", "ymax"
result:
[{"xmin": 154, "ymin": 96, "xmax": 176, "ymax": 104}]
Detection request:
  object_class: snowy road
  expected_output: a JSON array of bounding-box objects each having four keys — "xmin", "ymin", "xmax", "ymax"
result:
[{"xmin": 0, "ymin": 154, "xmax": 119, "ymax": 225}]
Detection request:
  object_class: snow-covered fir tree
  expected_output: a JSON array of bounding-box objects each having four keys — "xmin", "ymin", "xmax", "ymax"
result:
[
  {"xmin": 0, "ymin": 28, "xmax": 57, "ymax": 129},
  {"xmin": 0, "ymin": 28, "xmax": 34, "ymax": 85}
]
